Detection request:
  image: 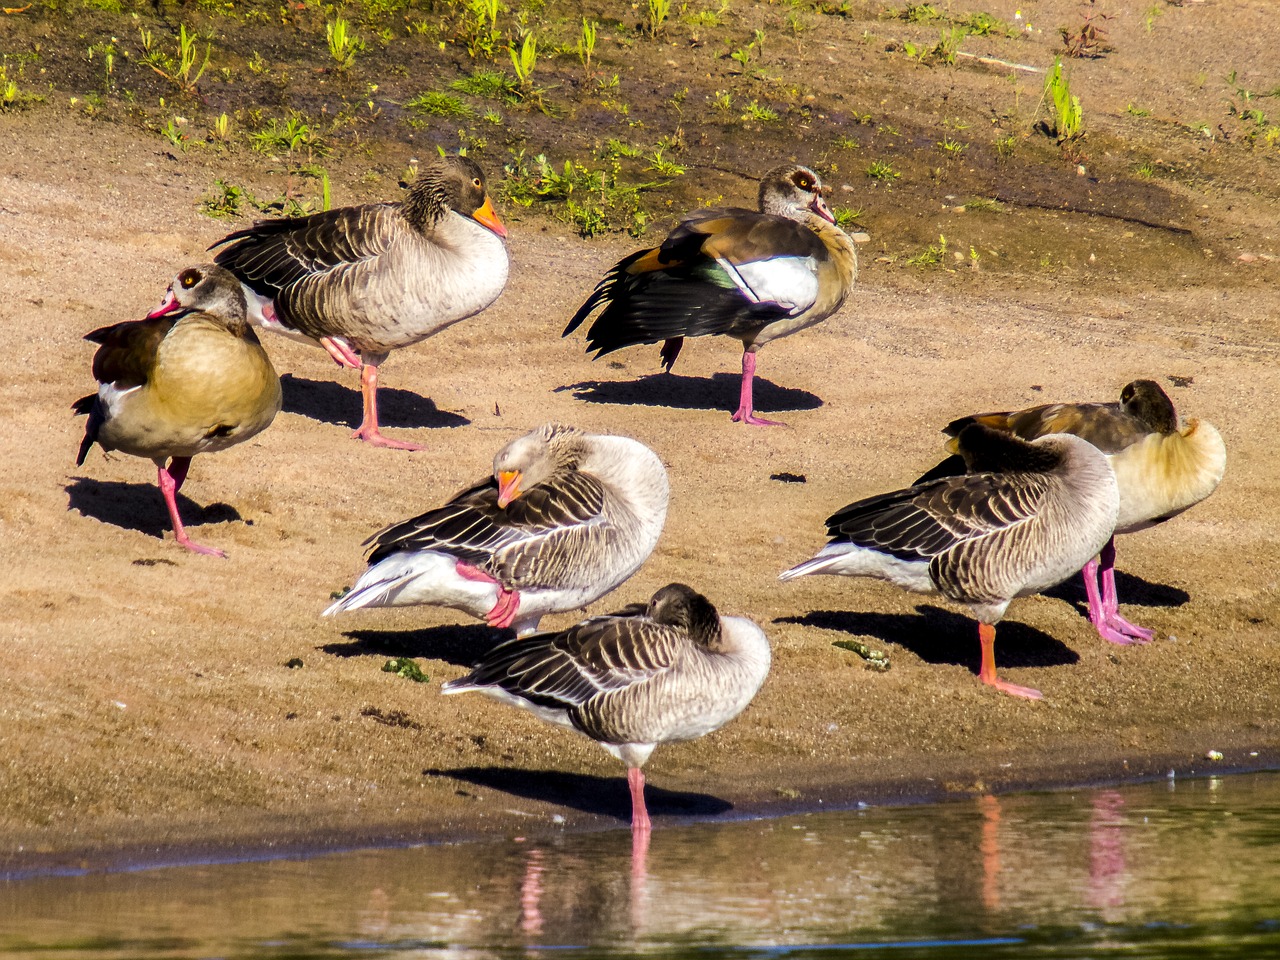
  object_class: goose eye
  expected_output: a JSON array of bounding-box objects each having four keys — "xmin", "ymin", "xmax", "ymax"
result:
[
  {"xmin": 472, "ymin": 177, "xmax": 482, "ymax": 188},
  {"xmin": 181, "ymin": 270, "xmax": 200, "ymax": 288}
]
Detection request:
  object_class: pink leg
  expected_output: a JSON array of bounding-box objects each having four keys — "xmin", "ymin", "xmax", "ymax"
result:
[
  {"xmin": 731, "ymin": 351, "xmax": 784, "ymax": 426},
  {"xmin": 1099, "ymin": 540, "xmax": 1155, "ymax": 643},
  {"xmin": 977, "ymin": 622, "xmax": 1042, "ymax": 700},
  {"xmin": 157, "ymin": 458, "xmax": 226, "ymax": 558},
  {"xmin": 1082, "ymin": 540, "xmax": 1153, "ymax": 645},
  {"xmin": 455, "ymin": 561, "xmax": 521, "ymax": 629},
  {"xmin": 627, "ymin": 766, "xmax": 651, "ymax": 835},
  {"xmin": 352, "ymin": 361, "xmax": 425, "ymax": 451},
  {"xmin": 320, "ymin": 336, "xmax": 361, "ymax": 369}
]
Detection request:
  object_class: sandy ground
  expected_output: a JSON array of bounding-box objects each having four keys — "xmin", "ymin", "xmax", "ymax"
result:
[{"xmin": 2, "ymin": 91, "xmax": 1279, "ymax": 874}]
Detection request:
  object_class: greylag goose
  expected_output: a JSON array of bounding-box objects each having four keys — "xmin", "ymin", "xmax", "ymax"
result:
[
  {"xmin": 72, "ymin": 264, "xmax": 282, "ymax": 557},
  {"xmin": 780, "ymin": 424, "xmax": 1119, "ymax": 700},
  {"xmin": 563, "ymin": 163, "xmax": 857, "ymax": 426},
  {"xmin": 442, "ymin": 583, "xmax": 771, "ymax": 835},
  {"xmin": 915, "ymin": 380, "xmax": 1226, "ymax": 644},
  {"xmin": 210, "ymin": 155, "xmax": 508, "ymax": 450},
  {"xmin": 324, "ymin": 424, "xmax": 669, "ymax": 634}
]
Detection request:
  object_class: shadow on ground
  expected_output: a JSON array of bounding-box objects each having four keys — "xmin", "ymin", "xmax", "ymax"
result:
[
  {"xmin": 320, "ymin": 623, "xmax": 510, "ymax": 667},
  {"xmin": 776, "ymin": 604, "xmax": 1079, "ymax": 671},
  {"xmin": 556, "ymin": 371, "xmax": 821, "ymax": 415},
  {"xmin": 425, "ymin": 766, "xmax": 732, "ymax": 823},
  {"xmin": 281, "ymin": 373, "xmax": 470, "ymax": 430},
  {"xmin": 66, "ymin": 477, "xmax": 242, "ymax": 539}
]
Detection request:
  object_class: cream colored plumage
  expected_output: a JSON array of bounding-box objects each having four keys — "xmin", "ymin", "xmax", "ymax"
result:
[
  {"xmin": 915, "ymin": 380, "xmax": 1226, "ymax": 644},
  {"xmin": 73, "ymin": 264, "xmax": 282, "ymax": 557},
  {"xmin": 324, "ymin": 424, "xmax": 669, "ymax": 634},
  {"xmin": 442, "ymin": 583, "xmax": 771, "ymax": 834},
  {"xmin": 782, "ymin": 424, "xmax": 1119, "ymax": 700}
]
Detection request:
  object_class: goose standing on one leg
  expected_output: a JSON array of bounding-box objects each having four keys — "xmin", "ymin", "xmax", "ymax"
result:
[
  {"xmin": 324, "ymin": 424, "xmax": 669, "ymax": 635},
  {"xmin": 780, "ymin": 424, "xmax": 1119, "ymax": 700},
  {"xmin": 563, "ymin": 163, "xmax": 857, "ymax": 426},
  {"xmin": 914, "ymin": 380, "xmax": 1226, "ymax": 644},
  {"xmin": 442, "ymin": 583, "xmax": 772, "ymax": 837},
  {"xmin": 210, "ymin": 155, "xmax": 508, "ymax": 451},
  {"xmin": 72, "ymin": 264, "xmax": 283, "ymax": 557}
]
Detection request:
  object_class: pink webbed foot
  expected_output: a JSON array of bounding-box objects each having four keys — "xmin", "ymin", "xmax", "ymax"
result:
[
  {"xmin": 731, "ymin": 408, "xmax": 785, "ymax": 427},
  {"xmin": 351, "ymin": 425, "xmax": 426, "ymax": 451},
  {"xmin": 175, "ymin": 537, "xmax": 228, "ymax": 558},
  {"xmin": 455, "ymin": 562, "xmax": 521, "ymax": 629},
  {"xmin": 1094, "ymin": 616, "xmax": 1155, "ymax": 646},
  {"xmin": 984, "ymin": 677, "xmax": 1044, "ymax": 701},
  {"xmin": 320, "ymin": 336, "xmax": 362, "ymax": 369}
]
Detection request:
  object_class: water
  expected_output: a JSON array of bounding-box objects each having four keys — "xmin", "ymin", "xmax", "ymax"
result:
[{"xmin": 3, "ymin": 772, "xmax": 1280, "ymax": 958}]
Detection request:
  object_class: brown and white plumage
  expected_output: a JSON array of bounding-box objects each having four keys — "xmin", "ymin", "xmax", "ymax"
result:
[
  {"xmin": 915, "ymin": 380, "xmax": 1226, "ymax": 644},
  {"xmin": 211, "ymin": 155, "xmax": 508, "ymax": 450},
  {"xmin": 324, "ymin": 424, "xmax": 669, "ymax": 634},
  {"xmin": 781, "ymin": 424, "xmax": 1119, "ymax": 700},
  {"xmin": 563, "ymin": 163, "xmax": 857, "ymax": 425},
  {"xmin": 72, "ymin": 264, "xmax": 282, "ymax": 557},
  {"xmin": 442, "ymin": 583, "xmax": 771, "ymax": 834}
]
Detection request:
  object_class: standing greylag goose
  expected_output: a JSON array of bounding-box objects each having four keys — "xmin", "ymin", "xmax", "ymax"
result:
[
  {"xmin": 563, "ymin": 163, "xmax": 857, "ymax": 426},
  {"xmin": 914, "ymin": 380, "xmax": 1226, "ymax": 645},
  {"xmin": 324, "ymin": 424, "xmax": 669, "ymax": 634},
  {"xmin": 210, "ymin": 154, "xmax": 508, "ymax": 451},
  {"xmin": 72, "ymin": 264, "xmax": 282, "ymax": 557},
  {"xmin": 442, "ymin": 583, "xmax": 771, "ymax": 836},
  {"xmin": 780, "ymin": 424, "xmax": 1119, "ymax": 700}
]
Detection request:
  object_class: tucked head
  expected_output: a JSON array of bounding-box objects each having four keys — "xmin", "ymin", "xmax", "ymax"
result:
[
  {"xmin": 758, "ymin": 163, "xmax": 835, "ymax": 225},
  {"xmin": 646, "ymin": 583, "xmax": 722, "ymax": 645},
  {"xmin": 147, "ymin": 264, "xmax": 248, "ymax": 325},
  {"xmin": 955, "ymin": 422, "xmax": 1067, "ymax": 475},
  {"xmin": 1120, "ymin": 379, "xmax": 1178, "ymax": 435},
  {"xmin": 407, "ymin": 154, "xmax": 507, "ymax": 238},
  {"xmin": 492, "ymin": 423, "xmax": 587, "ymax": 507}
]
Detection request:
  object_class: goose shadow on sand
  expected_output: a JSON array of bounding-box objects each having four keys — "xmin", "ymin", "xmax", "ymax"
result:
[
  {"xmin": 1044, "ymin": 570, "xmax": 1190, "ymax": 612},
  {"xmin": 555, "ymin": 372, "xmax": 822, "ymax": 416},
  {"xmin": 66, "ymin": 477, "xmax": 242, "ymax": 540},
  {"xmin": 280, "ymin": 373, "xmax": 470, "ymax": 431},
  {"xmin": 776, "ymin": 605, "xmax": 1079, "ymax": 672},
  {"xmin": 319, "ymin": 623, "xmax": 512, "ymax": 668},
  {"xmin": 425, "ymin": 766, "xmax": 732, "ymax": 823}
]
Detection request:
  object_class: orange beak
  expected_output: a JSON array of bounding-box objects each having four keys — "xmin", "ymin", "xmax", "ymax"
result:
[
  {"xmin": 496, "ymin": 469, "xmax": 522, "ymax": 508},
  {"xmin": 473, "ymin": 195, "xmax": 508, "ymax": 239}
]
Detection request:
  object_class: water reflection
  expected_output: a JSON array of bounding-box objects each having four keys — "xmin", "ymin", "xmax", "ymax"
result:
[{"xmin": 3, "ymin": 773, "xmax": 1280, "ymax": 958}]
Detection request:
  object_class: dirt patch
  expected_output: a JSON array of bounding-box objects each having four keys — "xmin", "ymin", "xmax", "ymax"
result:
[{"xmin": 0, "ymin": 0, "xmax": 1278, "ymax": 873}]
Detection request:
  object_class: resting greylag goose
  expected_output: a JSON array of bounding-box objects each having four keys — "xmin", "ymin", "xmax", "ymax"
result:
[
  {"xmin": 210, "ymin": 155, "xmax": 508, "ymax": 451},
  {"xmin": 780, "ymin": 424, "xmax": 1119, "ymax": 700},
  {"xmin": 442, "ymin": 583, "xmax": 771, "ymax": 836},
  {"xmin": 914, "ymin": 380, "xmax": 1226, "ymax": 645},
  {"xmin": 72, "ymin": 264, "xmax": 282, "ymax": 557},
  {"xmin": 324, "ymin": 424, "xmax": 669, "ymax": 634},
  {"xmin": 563, "ymin": 163, "xmax": 857, "ymax": 426}
]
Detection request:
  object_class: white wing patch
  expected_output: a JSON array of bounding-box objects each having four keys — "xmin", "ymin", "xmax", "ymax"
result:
[{"xmin": 716, "ymin": 255, "xmax": 819, "ymax": 313}]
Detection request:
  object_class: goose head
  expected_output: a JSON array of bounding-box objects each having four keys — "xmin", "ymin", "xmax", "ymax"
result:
[
  {"xmin": 1120, "ymin": 379, "xmax": 1178, "ymax": 435},
  {"xmin": 404, "ymin": 154, "xmax": 508, "ymax": 239},
  {"xmin": 646, "ymin": 583, "xmax": 722, "ymax": 647},
  {"xmin": 492, "ymin": 423, "xmax": 587, "ymax": 508},
  {"xmin": 758, "ymin": 163, "xmax": 836, "ymax": 225},
  {"xmin": 147, "ymin": 264, "xmax": 249, "ymax": 326}
]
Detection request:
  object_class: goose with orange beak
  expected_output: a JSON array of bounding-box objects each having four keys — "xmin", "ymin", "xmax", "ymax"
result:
[
  {"xmin": 325, "ymin": 424, "xmax": 670, "ymax": 635},
  {"xmin": 211, "ymin": 154, "xmax": 508, "ymax": 450}
]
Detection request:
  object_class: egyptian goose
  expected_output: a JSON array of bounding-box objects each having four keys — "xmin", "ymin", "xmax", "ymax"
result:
[
  {"xmin": 72, "ymin": 264, "xmax": 282, "ymax": 557},
  {"xmin": 563, "ymin": 163, "xmax": 857, "ymax": 425},
  {"xmin": 442, "ymin": 583, "xmax": 771, "ymax": 835},
  {"xmin": 324, "ymin": 424, "xmax": 669, "ymax": 634},
  {"xmin": 781, "ymin": 424, "xmax": 1119, "ymax": 700},
  {"xmin": 915, "ymin": 380, "xmax": 1226, "ymax": 644},
  {"xmin": 210, "ymin": 155, "xmax": 508, "ymax": 451}
]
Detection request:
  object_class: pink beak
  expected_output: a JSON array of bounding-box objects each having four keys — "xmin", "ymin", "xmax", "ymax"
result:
[
  {"xmin": 146, "ymin": 288, "xmax": 181, "ymax": 319},
  {"xmin": 811, "ymin": 194, "xmax": 837, "ymax": 225}
]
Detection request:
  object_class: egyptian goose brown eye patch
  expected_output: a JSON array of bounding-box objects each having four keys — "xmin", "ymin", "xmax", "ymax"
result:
[{"xmin": 181, "ymin": 270, "xmax": 200, "ymax": 288}]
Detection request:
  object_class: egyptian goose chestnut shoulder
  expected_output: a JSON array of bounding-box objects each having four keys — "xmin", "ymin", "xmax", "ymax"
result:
[
  {"xmin": 915, "ymin": 380, "xmax": 1226, "ymax": 645},
  {"xmin": 442, "ymin": 582, "xmax": 771, "ymax": 835},
  {"xmin": 781, "ymin": 424, "xmax": 1119, "ymax": 700},
  {"xmin": 211, "ymin": 155, "xmax": 509, "ymax": 450},
  {"xmin": 563, "ymin": 163, "xmax": 857, "ymax": 426},
  {"xmin": 73, "ymin": 264, "xmax": 282, "ymax": 557},
  {"xmin": 324, "ymin": 423, "xmax": 670, "ymax": 634}
]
